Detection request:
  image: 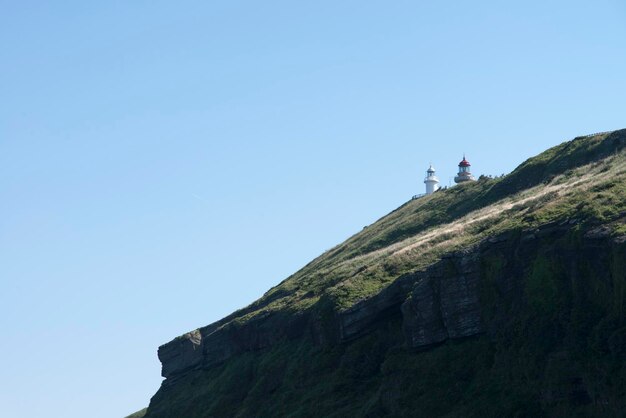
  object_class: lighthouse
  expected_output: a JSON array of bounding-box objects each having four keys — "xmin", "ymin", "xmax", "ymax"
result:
[
  {"xmin": 454, "ymin": 155, "xmax": 476, "ymax": 184},
  {"xmin": 424, "ymin": 164, "xmax": 440, "ymax": 195}
]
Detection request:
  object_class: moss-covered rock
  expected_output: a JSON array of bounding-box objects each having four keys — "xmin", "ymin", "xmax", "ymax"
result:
[{"xmin": 144, "ymin": 129, "xmax": 626, "ymax": 417}]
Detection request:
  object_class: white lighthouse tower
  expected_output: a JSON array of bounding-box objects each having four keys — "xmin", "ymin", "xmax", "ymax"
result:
[{"xmin": 424, "ymin": 164, "xmax": 440, "ymax": 195}]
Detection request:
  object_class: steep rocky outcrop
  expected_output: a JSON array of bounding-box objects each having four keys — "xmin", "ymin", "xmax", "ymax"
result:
[
  {"xmin": 159, "ymin": 309, "xmax": 311, "ymax": 379},
  {"xmin": 156, "ymin": 219, "xmax": 626, "ymax": 377},
  {"xmin": 146, "ymin": 218, "xmax": 626, "ymax": 417},
  {"xmin": 401, "ymin": 250, "xmax": 483, "ymax": 347},
  {"xmin": 142, "ymin": 130, "xmax": 626, "ymax": 417}
]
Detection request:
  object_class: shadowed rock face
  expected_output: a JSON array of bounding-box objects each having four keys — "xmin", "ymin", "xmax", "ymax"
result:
[
  {"xmin": 153, "ymin": 129, "xmax": 626, "ymax": 386},
  {"xmin": 146, "ymin": 219, "xmax": 626, "ymax": 418},
  {"xmin": 401, "ymin": 252, "xmax": 483, "ymax": 347},
  {"xmin": 158, "ymin": 330, "xmax": 203, "ymax": 379},
  {"xmin": 157, "ymin": 219, "xmax": 624, "ymax": 383},
  {"xmin": 158, "ymin": 308, "xmax": 311, "ymax": 379},
  {"xmin": 334, "ymin": 250, "xmax": 485, "ymax": 348},
  {"xmin": 139, "ymin": 130, "xmax": 626, "ymax": 418}
]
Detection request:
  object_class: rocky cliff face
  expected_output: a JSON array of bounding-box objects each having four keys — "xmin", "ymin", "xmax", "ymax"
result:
[
  {"xmin": 145, "ymin": 219, "xmax": 626, "ymax": 417},
  {"xmin": 143, "ymin": 130, "xmax": 626, "ymax": 417},
  {"xmin": 157, "ymin": 219, "xmax": 625, "ymax": 380}
]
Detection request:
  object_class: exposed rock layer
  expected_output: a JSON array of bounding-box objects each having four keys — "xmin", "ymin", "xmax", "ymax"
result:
[
  {"xmin": 142, "ymin": 130, "xmax": 626, "ymax": 417},
  {"xmin": 158, "ymin": 220, "xmax": 625, "ymax": 380},
  {"xmin": 146, "ymin": 218, "xmax": 626, "ymax": 417}
]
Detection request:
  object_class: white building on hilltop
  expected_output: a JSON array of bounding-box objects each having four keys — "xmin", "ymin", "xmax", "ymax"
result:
[{"xmin": 424, "ymin": 164, "xmax": 440, "ymax": 195}]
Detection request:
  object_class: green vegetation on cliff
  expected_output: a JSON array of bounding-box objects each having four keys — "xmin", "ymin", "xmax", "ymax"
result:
[
  {"xmin": 125, "ymin": 408, "xmax": 147, "ymax": 418},
  {"xmin": 143, "ymin": 130, "xmax": 626, "ymax": 418},
  {"xmin": 231, "ymin": 130, "xmax": 626, "ymax": 317}
]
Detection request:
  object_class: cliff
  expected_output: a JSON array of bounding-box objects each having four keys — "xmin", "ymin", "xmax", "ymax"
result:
[{"xmin": 141, "ymin": 129, "xmax": 626, "ymax": 417}]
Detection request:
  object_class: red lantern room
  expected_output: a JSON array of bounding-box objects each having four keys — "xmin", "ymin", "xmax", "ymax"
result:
[{"xmin": 454, "ymin": 155, "xmax": 476, "ymax": 184}]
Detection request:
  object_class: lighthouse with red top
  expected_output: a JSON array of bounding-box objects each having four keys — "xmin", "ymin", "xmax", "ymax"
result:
[{"xmin": 454, "ymin": 155, "xmax": 476, "ymax": 184}]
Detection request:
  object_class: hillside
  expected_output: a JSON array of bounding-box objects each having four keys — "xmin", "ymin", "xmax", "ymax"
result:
[
  {"xmin": 124, "ymin": 409, "xmax": 147, "ymax": 418},
  {"xmin": 140, "ymin": 129, "xmax": 626, "ymax": 417}
]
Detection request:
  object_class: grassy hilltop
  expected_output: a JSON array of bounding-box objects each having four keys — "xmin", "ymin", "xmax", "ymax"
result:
[
  {"xmin": 220, "ymin": 130, "xmax": 626, "ymax": 317},
  {"xmin": 139, "ymin": 130, "xmax": 626, "ymax": 417}
]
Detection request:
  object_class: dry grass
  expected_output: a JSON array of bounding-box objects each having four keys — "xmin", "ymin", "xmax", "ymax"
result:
[{"xmin": 225, "ymin": 140, "xmax": 626, "ymax": 320}]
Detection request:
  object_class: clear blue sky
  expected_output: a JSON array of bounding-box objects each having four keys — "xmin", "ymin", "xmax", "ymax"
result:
[{"xmin": 1, "ymin": 1, "xmax": 624, "ymax": 417}]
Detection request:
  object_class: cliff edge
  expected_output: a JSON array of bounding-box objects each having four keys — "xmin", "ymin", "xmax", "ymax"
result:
[{"xmin": 143, "ymin": 130, "xmax": 626, "ymax": 417}]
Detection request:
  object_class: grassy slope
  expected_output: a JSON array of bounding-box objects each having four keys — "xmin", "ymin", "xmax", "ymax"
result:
[
  {"xmin": 223, "ymin": 130, "xmax": 626, "ymax": 323},
  {"xmin": 125, "ymin": 408, "xmax": 147, "ymax": 418},
  {"xmin": 145, "ymin": 130, "xmax": 626, "ymax": 417}
]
